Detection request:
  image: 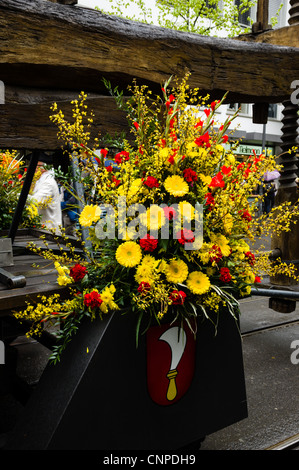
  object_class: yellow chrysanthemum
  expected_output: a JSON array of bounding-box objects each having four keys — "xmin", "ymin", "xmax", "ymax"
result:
[
  {"xmin": 187, "ymin": 271, "xmax": 210, "ymax": 295},
  {"xmin": 100, "ymin": 285, "xmax": 119, "ymax": 313},
  {"xmin": 135, "ymin": 264, "xmax": 155, "ymax": 285},
  {"xmin": 164, "ymin": 259, "xmax": 188, "ymax": 283},
  {"xmin": 164, "ymin": 175, "xmax": 189, "ymax": 197},
  {"xmin": 210, "ymin": 233, "xmax": 231, "ymax": 257},
  {"xmin": 79, "ymin": 204, "xmax": 102, "ymax": 227},
  {"xmin": 115, "ymin": 241, "xmax": 142, "ymax": 268}
]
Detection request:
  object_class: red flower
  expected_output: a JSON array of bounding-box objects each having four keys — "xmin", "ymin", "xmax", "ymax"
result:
[
  {"xmin": 245, "ymin": 251, "xmax": 255, "ymax": 266},
  {"xmin": 183, "ymin": 168, "xmax": 198, "ymax": 183},
  {"xmin": 137, "ymin": 282, "xmax": 151, "ymax": 295},
  {"xmin": 114, "ymin": 151, "xmax": 130, "ymax": 164},
  {"xmin": 69, "ymin": 263, "xmax": 87, "ymax": 282},
  {"xmin": 221, "ymin": 165, "xmax": 232, "ymax": 176},
  {"xmin": 100, "ymin": 148, "xmax": 108, "ymax": 158},
  {"xmin": 169, "ymin": 290, "xmax": 186, "ymax": 305},
  {"xmin": 105, "ymin": 165, "xmax": 113, "ymax": 172},
  {"xmin": 177, "ymin": 229, "xmax": 195, "ymax": 245},
  {"xmin": 204, "ymin": 108, "xmax": 211, "ymax": 118},
  {"xmin": 240, "ymin": 210, "xmax": 252, "ymax": 222},
  {"xmin": 205, "ymin": 192, "xmax": 215, "ymax": 207},
  {"xmin": 209, "ymin": 245, "xmax": 222, "ymax": 263},
  {"xmin": 255, "ymin": 276, "xmax": 261, "ymax": 283},
  {"xmin": 143, "ymin": 176, "xmax": 159, "ymax": 188},
  {"xmin": 83, "ymin": 290, "xmax": 103, "ymax": 309},
  {"xmin": 209, "ymin": 172, "xmax": 225, "ymax": 188},
  {"xmin": 222, "ymin": 135, "xmax": 229, "ymax": 143},
  {"xmin": 112, "ymin": 175, "xmax": 121, "ymax": 187},
  {"xmin": 194, "ymin": 131, "xmax": 210, "ymax": 147},
  {"xmin": 140, "ymin": 234, "xmax": 158, "ymax": 252},
  {"xmin": 166, "ymin": 94, "xmax": 175, "ymax": 108},
  {"xmin": 133, "ymin": 121, "xmax": 140, "ymax": 130},
  {"xmin": 220, "ymin": 267, "xmax": 232, "ymax": 283}
]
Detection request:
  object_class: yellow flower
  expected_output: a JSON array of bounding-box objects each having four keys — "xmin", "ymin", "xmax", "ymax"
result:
[
  {"xmin": 178, "ymin": 201, "xmax": 194, "ymax": 221},
  {"xmin": 187, "ymin": 271, "xmax": 210, "ymax": 295},
  {"xmin": 210, "ymin": 233, "xmax": 231, "ymax": 257},
  {"xmin": 115, "ymin": 241, "xmax": 142, "ymax": 268},
  {"xmin": 199, "ymin": 174, "xmax": 212, "ymax": 186},
  {"xmin": 140, "ymin": 205, "xmax": 166, "ymax": 231},
  {"xmin": 223, "ymin": 213, "xmax": 234, "ymax": 234},
  {"xmin": 99, "ymin": 285, "xmax": 119, "ymax": 313},
  {"xmin": 135, "ymin": 263, "xmax": 155, "ymax": 285},
  {"xmin": 54, "ymin": 261, "xmax": 72, "ymax": 286},
  {"xmin": 164, "ymin": 175, "xmax": 189, "ymax": 197},
  {"xmin": 79, "ymin": 204, "xmax": 102, "ymax": 227},
  {"xmin": 165, "ymin": 259, "xmax": 188, "ymax": 283}
]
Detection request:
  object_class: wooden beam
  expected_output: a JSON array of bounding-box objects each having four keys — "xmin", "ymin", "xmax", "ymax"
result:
[
  {"xmin": 0, "ymin": 0, "xmax": 299, "ymax": 104},
  {"xmin": 0, "ymin": 88, "xmax": 130, "ymax": 149}
]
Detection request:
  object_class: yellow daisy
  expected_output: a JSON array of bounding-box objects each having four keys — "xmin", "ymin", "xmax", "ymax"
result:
[
  {"xmin": 187, "ymin": 271, "xmax": 210, "ymax": 295},
  {"xmin": 79, "ymin": 204, "xmax": 102, "ymax": 227},
  {"xmin": 140, "ymin": 205, "xmax": 166, "ymax": 231},
  {"xmin": 164, "ymin": 175, "xmax": 189, "ymax": 197},
  {"xmin": 164, "ymin": 259, "xmax": 188, "ymax": 283},
  {"xmin": 115, "ymin": 241, "xmax": 142, "ymax": 268}
]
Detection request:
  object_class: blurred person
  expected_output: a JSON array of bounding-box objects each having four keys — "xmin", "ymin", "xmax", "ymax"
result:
[{"xmin": 30, "ymin": 161, "xmax": 62, "ymax": 233}]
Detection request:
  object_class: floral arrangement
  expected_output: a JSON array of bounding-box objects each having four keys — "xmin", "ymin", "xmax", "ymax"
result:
[
  {"xmin": 0, "ymin": 151, "xmax": 42, "ymax": 230},
  {"xmin": 14, "ymin": 75, "xmax": 299, "ymax": 363}
]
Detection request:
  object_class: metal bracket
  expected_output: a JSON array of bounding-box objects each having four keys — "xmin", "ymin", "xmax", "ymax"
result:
[{"xmin": 0, "ymin": 268, "xmax": 26, "ymax": 289}]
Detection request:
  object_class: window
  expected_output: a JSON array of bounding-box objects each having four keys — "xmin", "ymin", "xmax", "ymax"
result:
[
  {"xmin": 235, "ymin": 0, "xmax": 252, "ymax": 26},
  {"xmin": 268, "ymin": 104, "xmax": 278, "ymax": 119},
  {"xmin": 228, "ymin": 102, "xmax": 249, "ymax": 115}
]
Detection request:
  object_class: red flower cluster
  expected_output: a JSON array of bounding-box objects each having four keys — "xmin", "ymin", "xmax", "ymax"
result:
[
  {"xmin": 245, "ymin": 251, "xmax": 255, "ymax": 266},
  {"xmin": 137, "ymin": 281, "xmax": 151, "ymax": 295},
  {"xmin": 241, "ymin": 210, "xmax": 252, "ymax": 222},
  {"xmin": 183, "ymin": 168, "xmax": 198, "ymax": 183},
  {"xmin": 83, "ymin": 290, "xmax": 103, "ymax": 309},
  {"xmin": 169, "ymin": 290, "xmax": 186, "ymax": 305},
  {"xmin": 219, "ymin": 267, "xmax": 232, "ymax": 283},
  {"xmin": 114, "ymin": 151, "xmax": 130, "ymax": 165},
  {"xmin": 140, "ymin": 234, "xmax": 158, "ymax": 252},
  {"xmin": 205, "ymin": 192, "xmax": 215, "ymax": 208},
  {"xmin": 177, "ymin": 229, "xmax": 195, "ymax": 245},
  {"xmin": 209, "ymin": 245, "xmax": 222, "ymax": 263},
  {"xmin": 70, "ymin": 263, "xmax": 87, "ymax": 282},
  {"xmin": 143, "ymin": 176, "xmax": 159, "ymax": 188}
]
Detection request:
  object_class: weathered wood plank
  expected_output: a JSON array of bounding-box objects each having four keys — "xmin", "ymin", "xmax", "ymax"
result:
[
  {"xmin": 0, "ymin": 91, "xmax": 129, "ymax": 149},
  {"xmin": 1, "ymin": 0, "xmax": 299, "ymax": 104},
  {"xmin": 237, "ymin": 24, "xmax": 299, "ymax": 48}
]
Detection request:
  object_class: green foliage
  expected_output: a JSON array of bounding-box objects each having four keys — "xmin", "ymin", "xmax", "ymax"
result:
[{"xmin": 96, "ymin": 0, "xmax": 283, "ymax": 38}]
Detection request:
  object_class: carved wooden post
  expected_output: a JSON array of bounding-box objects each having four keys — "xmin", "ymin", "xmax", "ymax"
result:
[{"xmin": 252, "ymin": 0, "xmax": 271, "ymax": 33}]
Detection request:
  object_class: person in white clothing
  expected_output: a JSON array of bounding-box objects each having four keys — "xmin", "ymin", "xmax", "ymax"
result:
[{"xmin": 30, "ymin": 161, "xmax": 62, "ymax": 233}]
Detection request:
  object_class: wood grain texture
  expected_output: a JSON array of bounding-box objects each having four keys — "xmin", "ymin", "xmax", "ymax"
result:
[
  {"xmin": 1, "ymin": 0, "xmax": 299, "ymax": 102},
  {"xmin": 1, "ymin": 0, "xmax": 299, "ymax": 149}
]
